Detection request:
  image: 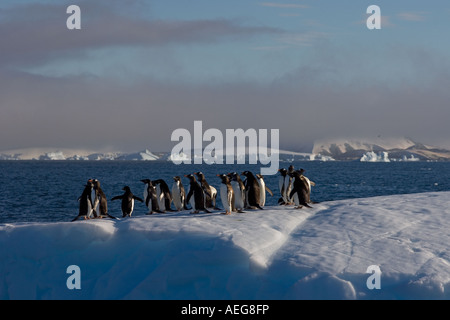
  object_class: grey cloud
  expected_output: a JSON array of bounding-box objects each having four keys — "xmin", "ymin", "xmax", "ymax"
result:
[{"xmin": 0, "ymin": 0, "xmax": 280, "ymax": 68}]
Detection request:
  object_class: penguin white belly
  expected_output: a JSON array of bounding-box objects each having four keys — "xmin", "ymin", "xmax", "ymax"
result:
[
  {"xmin": 278, "ymin": 176, "xmax": 285, "ymax": 199},
  {"xmin": 90, "ymin": 189, "xmax": 97, "ymax": 218},
  {"xmin": 257, "ymin": 178, "xmax": 266, "ymax": 207},
  {"xmin": 284, "ymin": 176, "xmax": 292, "ymax": 202},
  {"xmin": 230, "ymin": 181, "xmax": 244, "ymax": 209},
  {"xmin": 210, "ymin": 186, "xmax": 217, "ymax": 207},
  {"xmin": 293, "ymin": 192, "xmax": 299, "ymax": 207},
  {"xmin": 189, "ymin": 187, "xmax": 197, "ymax": 210},
  {"xmin": 130, "ymin": 199, "xmax": 135, "ymax": 216},
  {"xmin": 143, "ymin": 186, "xmax": 149, "ymax": 205},
  {"xmin": 156, "ymin": 185, "xmax": 165, "ymax": 210},
  {"xmin": 220, "ymin": 185, "xmax": 231, "ymax": 213},
  {"xmin": 172, "ymin": 182, "xmax": 182, "ymax": 210}
]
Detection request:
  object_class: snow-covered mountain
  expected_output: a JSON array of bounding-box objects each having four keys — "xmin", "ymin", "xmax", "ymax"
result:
[
  {"xmin": 313, "ymin": 137, "xmax": 450, "ymax": 161},
  {"xmin": 2, "ymin": 137, "xmax": 450, "ymax": 162}
]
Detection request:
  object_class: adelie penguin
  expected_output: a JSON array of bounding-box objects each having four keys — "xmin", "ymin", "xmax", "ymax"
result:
[
  {"xmin": 296, "ymin": 169, "xmax": 317, "ymax": 204},
  {"xmin": 241, "ymin": 171, "xmax": 263, "ymax": 210},
  {"xmin": 255, "ymin": 174, "xmax": 273, "ymax": 207},
  {"xmin": 217, "ymin": 174, "xmax": 234, "ymax": 215},
  {"xmin": 111, "ymin": 186, "xmax": 144, "ymax": 217},
  {"xmin": 227, "ymin": 172, "xmax": 245, "ymax": 213},
  {"xmin": 185, "ymin": 174, "xmax": 211, "ymax": 214},
  {"xmin": 152, "ymin": 179, "xmax": 175, "ymax": 212},
  {"xmin": 141, "ymin": 179, "xmax": 164, "ymax": 214},
  {"xmin": 194, "ymin": 172, "xmax": 219, "ymax": 210},
  {"xmin": 288, "ymin": 170, "xmax": 313, "ymax": 209},
  {"xmin": 92, "ymin": 179, "xmax": 117, "ymax": 219},
  {"xmin": 278, "ymin": 168, "xmax": 293, "ymax": 205},
  {"xmin": 72, "ymin": 179, "xmax": 95, "ymax": 221},
  {"xmin": 172, "ymin": 176, "xmax": 189, "ymax": 211}
]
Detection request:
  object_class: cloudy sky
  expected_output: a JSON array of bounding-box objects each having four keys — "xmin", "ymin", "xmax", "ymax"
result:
[{"xmin": 1, "ymin": 0, "xmax": 449, "ymax": 152}]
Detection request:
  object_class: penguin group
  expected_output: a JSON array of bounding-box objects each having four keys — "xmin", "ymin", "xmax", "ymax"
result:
[
  {"xmin": 278, "ymin": 165, "xmax": 316, "ymax": 209},
  {"xmin": 71, "ymin": 167, "xmax": 315, "ymax": 221}
]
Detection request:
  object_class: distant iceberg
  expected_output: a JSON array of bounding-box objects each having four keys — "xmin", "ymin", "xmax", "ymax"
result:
[
  {"xmin": 38, "ymin": 151, "xmax": 66, "ymax": 160},
  {"xmin": 116, "ymin": 149, "xmax": 159, "ymax": 161},
  {"xmin": 360, "ymin": 151, "xmax": 390, "ymax": 162},
  {"xmin": 400, "ymin": 155, "xmax": 420, "ymax": 162}
]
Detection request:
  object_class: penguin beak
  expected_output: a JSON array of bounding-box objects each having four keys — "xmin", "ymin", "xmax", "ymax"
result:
[{"xmin": 140, "ymin": 179, "xmax": 146, "ymax": 183}]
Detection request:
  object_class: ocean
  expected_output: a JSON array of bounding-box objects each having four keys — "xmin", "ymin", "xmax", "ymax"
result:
[{"xmin": 0, "ymin": 160, "xmax": 449, "ymax": 224}]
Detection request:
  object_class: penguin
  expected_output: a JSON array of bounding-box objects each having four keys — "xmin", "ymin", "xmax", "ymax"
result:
[
  {"xmin": 171, "ymin": 176, "xmax": 189, "ymax": 211},
  {"xmin": 90, "ymin": 179, "xmax": 99, "ymax": 218},
  {"xmin": 111, "ymin": 186, "xmax": 144, "ymax": 217},
  {"xmin": 141, "ymin": 179, "xmax": 164, "ymax": 214},
  {"xmin": 153, "ymin": 179, "xmax": 174, "ymax": 212},
  {"xmin": 241, "ymin": 171, "xmax": 263, "ymax": 210},
  {"xmin": 184, "ymin": 174, "xmax": 211, "ymax": 214},
  {"xmin": 217, "ymin": 174, "xmax": 234, "ymax": 215},
  {"xmin": 72, "ymin": 179, "xmax": 94, "ymax": 221},
  {"xmin": 194, "ymin": 172, "xmax": 219, "ymax": 209},
  {"xmin": 92, "ymin": 179, "xmax": 117, "ymax": 219},
  {"xmin": 255, "ymin": 174, "xmax": 273, "ymax": 207},
  {"xmin": 296, "ymin": 169, "xmax": 317, "ymax": 204},
  {"xmin": 277, "ymin": 168, "xmax": 292, "ymax": 205},
  {"xmin": 227, "ymin": 172, "xmax": 245, "ymax": 213},
  {"xmin": 288, "ymin": 171, "xmax": 312, "ymax": 209}
]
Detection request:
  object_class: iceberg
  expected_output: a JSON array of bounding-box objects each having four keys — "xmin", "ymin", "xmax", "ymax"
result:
[
  {"xmin": 360, "ymin": 151, "xmax": 390, "ymax": 162},
  {"xmin": 2, "ymin": 191, "xmax": 450, "ymax": 300}
]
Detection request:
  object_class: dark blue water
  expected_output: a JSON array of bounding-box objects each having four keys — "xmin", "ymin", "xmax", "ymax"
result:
[{"xmin": 0, "ymin": 161, "xmax": 449, "ymax": 224}]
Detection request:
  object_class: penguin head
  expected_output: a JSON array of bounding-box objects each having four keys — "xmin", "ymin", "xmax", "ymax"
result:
[
  {"xmin": 184, "ymin": 174, "xmax": 196, "ymax": 182},
  {"xmin": 141, "ymin": 179, "xmax": 151, "ymax": 184},
  {"xmin": 194, "ymin": 172, "xmax": 205, "ymax": 179},
  {"xmin": 241, "ymin": 171, "xmax": 250, "ymax": 177},
  {"xmin": 92, "ymin": 179, "xmax": 100, "ymax": 189},
  {"xmin": 85, "ymin": 179, "xmax": 94, "ymax": 187},
  {"xmin": 278, "ymin": 168, "xmax": 287, "ymax": 176},
  {"xmin": 173, "ymin": 176, "xmax": 181, "ymax": 182},
  {"xmin": 217, "ymin": 174, "xmax": 229, "ymax": 184},
  {"xmin": 122, "ymin": 186, "xmax": 131, "ymax": 192}
]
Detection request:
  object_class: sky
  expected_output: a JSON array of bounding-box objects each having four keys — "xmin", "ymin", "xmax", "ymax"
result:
[{"xmin": 1, "ymin": 0, "xmax": 450, "ymax": 152}]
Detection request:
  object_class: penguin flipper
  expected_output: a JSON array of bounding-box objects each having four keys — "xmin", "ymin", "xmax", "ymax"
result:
[
  {"xmin": 265, "ymin": 186, "xmax": 274, "ymax": 197},
  {"xmin": 111, "ymin": 195, "xmax": 123, "ymax": 201},
  {"xmin": 134, "ymin": 196, "xmax": 144, "ymax": 203}
]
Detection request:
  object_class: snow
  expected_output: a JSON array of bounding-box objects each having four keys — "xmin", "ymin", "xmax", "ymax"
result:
[
  {"xmin": 2, "ymin": 191, "xmax": 450, "ymax": 300},
  {"xmin": 360, "ymin": 151, "xmax": 391, "ymax": 162}
]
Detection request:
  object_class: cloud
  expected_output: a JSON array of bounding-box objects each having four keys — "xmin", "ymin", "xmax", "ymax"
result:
[
  {"xmin": 397, "ymin": 12, "xmax": 427, "ymax": 22},
  {"xmin": 0, "ymin": 0, "xmax": 279, "ymax": 68}
]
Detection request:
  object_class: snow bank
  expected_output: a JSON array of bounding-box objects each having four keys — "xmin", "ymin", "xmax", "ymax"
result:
[{"xmin": 2, "ymin": 192, "xmax": 450, "ymax": 300}]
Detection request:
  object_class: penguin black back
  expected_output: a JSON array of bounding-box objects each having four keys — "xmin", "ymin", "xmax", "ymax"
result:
[
  {"xmin": 185, "ymin": 174, "xmax": 210, "ymax": 213},
  {"xmin": 241, "ymin": 171, "xmax": 262, "ymax": 210},
  {"xmin": 111, "ymin": 186, "xmax": 144, "ymax": 217}
]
